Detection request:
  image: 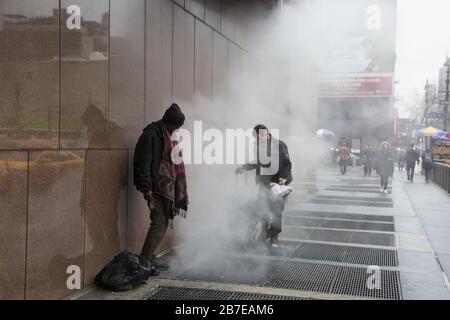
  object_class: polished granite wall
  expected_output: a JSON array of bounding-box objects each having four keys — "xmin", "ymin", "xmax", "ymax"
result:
[{"xmin": 0, "ymin": 0, "xmax": 273, "ymax": 299}]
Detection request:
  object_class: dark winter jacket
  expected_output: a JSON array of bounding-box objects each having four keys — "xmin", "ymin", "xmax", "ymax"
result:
[
  {"xmin": 243, "ymin": 137, "xmax": 293, "ymax": 187},
  {"xmin": 405, "ymin": 148, "xmax": 419, "ymax": 166},
  {"xmin": 422, "ymin": 151, "xmax": 433, "ymax": 170},
  {"xmin": 133, "ymin": 122, "xmax": 164, "ymax": 193},
  {"xmin": 378, "ymin": 149, "xmax": 394, "ymax": 177}
]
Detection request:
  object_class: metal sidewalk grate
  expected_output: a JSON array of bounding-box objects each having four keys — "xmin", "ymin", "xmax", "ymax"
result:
[
  {"xmin": 358, "ymin": 222, "xmax": 394, "ymax": 232},
  {"xmin": 146, "ymin": 286, "xmax": 304, "ymax": 300},
  {"xmin": 308, "ymin": 229, "xmax": 353, "ymax": 243},
  {"xmin": 327, "ymin": 187, "xmax": 392, "ymax": 194},
  {"xmin": 320, "ymin": 219, "xmax": 362, "ymax": 230},
  {"xmin": 265, "ymin": 261, "xmax": 338, "ymax": 293},
  {"xmin": 230, "ymin": 292, "xmax": 304, "ymax": 300},
  {"xmin": 314, "ymin": 195, "xmax": 393, "ymax": 203},
  {"xmin": 349, "ymin": 231, "xmax": 395, "ymax": 247},
  {"xmin": 284, "ymin": 210, "xmax": 394, "ymax": 222},
  {"xmin": 289, "ymin": 242, "xmax": 346, "ymax": 262},
  {"xmin": 328, "ymin": 185, "xmax": 392, "ymax": 190},
  {"xmin": 155, "ymin": 255, "xmax": 402, "ymax": 299},
  {"xmin": 175, "ymin": 257, "xmax": 282, "ymax": 286},
  {"xmin": 289, "ymin": 243, "xmax": 398, "ymax": 266},
  {"xmin": 308, "ymin": 199, "xmax": 393, "ymax": 208},
  {"xmin": 330, "ymin": 266, "xmax": 402, "ymax": 300},
  {"xmin": 342, "ymin": 245, "xmax": 398, "ymax": 266},
  {"xmin": 284, "ymin": 216, "xmax": 396, "ymax": 232},
  {"xmin": 146, "ymin": 286, "xmax": 231, "ymax": 300},
  {"xmin": 281, "ymin": 227, "xmax": 395, "ymax": 247}
]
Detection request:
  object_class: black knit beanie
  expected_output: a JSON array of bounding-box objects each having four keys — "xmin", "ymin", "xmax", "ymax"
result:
[{"xmin": 162, "ymin": 103, "xmax": 185, "ymax": 126}]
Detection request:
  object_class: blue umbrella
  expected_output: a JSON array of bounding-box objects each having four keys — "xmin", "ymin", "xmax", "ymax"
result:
[{"xmin": 316, "ymin": 129, "xmax": 335, "ymax": 139}]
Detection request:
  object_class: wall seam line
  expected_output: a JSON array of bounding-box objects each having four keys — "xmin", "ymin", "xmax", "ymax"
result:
[{"xmin": 23, "ymin": 150, "xmax": 30, "ymax": 300}]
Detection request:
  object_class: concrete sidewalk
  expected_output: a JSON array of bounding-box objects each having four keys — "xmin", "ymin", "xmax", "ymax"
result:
[{"xmin": 70, "ymin": 165, "xmax": 450, "ymax": 300}]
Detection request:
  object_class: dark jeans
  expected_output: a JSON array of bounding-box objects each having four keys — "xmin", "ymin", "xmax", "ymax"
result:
[
  {"xmin": 424, "ymin": 167, "xmax": 432, "ymax": 182},
  {"xmin": 380, "ymin": 174, "xmax": 389, "ymax": 190},
  {"xmin": 364, "ymin": 163, "xmax": 372, "ymax": 176},
  {"xmin": 339, "ymin": 160, "xmax": 347, "ymax": 174},
  {"xmin": 141, "ymin": 194, "xmax": 170, "ymax": 259},
  {"xmin": 256, "ymin": 187, "xmax": 285, "ymax": 241},
  {"xmin": 406, "ymin": 163, "xmax": 415, "ymax": 181}
]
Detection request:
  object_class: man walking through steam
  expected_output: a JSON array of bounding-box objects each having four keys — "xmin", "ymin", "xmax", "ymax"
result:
[
  {"xmin": 236, "ymin": 124, "xmax": 293, "ymax": 246},
  {"xmin": 133, "ymin": 103, "xmax": 189, "ymax": 270}
]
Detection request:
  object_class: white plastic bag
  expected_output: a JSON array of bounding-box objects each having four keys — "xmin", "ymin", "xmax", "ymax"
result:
[{"xmin": 269, "ymin": 183, "xmax": 293, "ymax": 201}]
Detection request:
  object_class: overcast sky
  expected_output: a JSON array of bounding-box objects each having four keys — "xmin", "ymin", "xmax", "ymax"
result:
[{"xmin": 396, "ymin": 0, "xmax": 450, "ymax": 117}]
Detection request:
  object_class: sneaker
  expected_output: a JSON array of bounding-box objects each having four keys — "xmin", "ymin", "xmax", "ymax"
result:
[
  {"xmin": 383, "ymin": 189, "xmax": 388, "ymax": 194},
  {"xmin": 379, "ymin": 187, "xmax": 384, "ymax": 193},
  {"xmin": 150, "ymin": 256, "xmax": 169, "ymax": 271}
]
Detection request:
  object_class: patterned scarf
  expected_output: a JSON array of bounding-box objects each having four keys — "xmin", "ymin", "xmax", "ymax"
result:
[{"xmin": 157, "ymin": 121, "xmax": 189, "ymax": 218}]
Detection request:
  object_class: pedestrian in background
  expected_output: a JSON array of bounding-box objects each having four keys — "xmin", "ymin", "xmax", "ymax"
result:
[
  {"xmin": 422, "ymin": 149, "xmax": 433, "ymax": 183},
  {"xmin": 405, "ymin": 143, "xmax": 420, "ymax": 182},
  {"xmin": 338, "ymin": 143, "xmax": 350, "ymax": 175},
  {"xmin": 362, "ymin": 144, "xmax": 374, "ymax": 177},
  {"xmin": 378, "ymin": 142, "xmax": 394, "ymax": 194}
]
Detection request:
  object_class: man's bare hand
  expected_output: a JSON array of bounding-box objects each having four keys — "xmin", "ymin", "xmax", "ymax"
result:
[
  {"xmin": 278, "ymin": 178, "xmax": 286, "ymax": 185},
  {"xmin": 143, "ymin": 191, "xmax": 155, "ymax": 210}
]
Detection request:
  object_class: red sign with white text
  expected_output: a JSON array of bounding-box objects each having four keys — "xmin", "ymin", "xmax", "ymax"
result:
[{"xmin": 319, "ymin": 75, "xmax": 393, "ymax": 97}]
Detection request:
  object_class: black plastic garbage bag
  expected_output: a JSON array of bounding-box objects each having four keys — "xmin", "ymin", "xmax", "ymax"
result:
[{"xmin": 94, "ymin": 250, "xmax": 159, "ymax": 292}]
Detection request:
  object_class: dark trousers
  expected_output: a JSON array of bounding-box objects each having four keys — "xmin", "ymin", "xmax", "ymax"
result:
[
  {"xmin": 406, "ymin": 163, "xmax": 415, "ymax": 181},
  {"xmin": 424, "ymin": 167, "xmax": 432, "ymax": 182},
  {"xmin": 339, "ymin": 160, "xmax": 347, "ymax": 174},
  {"xmin": 364, "ymin": 163, "xmax": 372, "ymax": 176},
  {"xmin": 256, "ymin": 188, "xmax": 285, "ymax": 242},
  {"xmin": 141, "ymin": 194, "xmax": 170, "ymax": 259},
  {"xmin": 380, "ymin": 174, "xmax": 389, "ymax": 190}
]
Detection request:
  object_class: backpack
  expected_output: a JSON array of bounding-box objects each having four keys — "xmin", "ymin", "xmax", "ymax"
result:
[{"xmin": 94, "ymin": 250, "xmax": 159, "ymax": 292}]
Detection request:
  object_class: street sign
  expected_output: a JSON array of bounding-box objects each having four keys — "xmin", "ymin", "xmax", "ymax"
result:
[{"xmin": 425, "ymin": 112, "xmax": 445, "ymax": 119}]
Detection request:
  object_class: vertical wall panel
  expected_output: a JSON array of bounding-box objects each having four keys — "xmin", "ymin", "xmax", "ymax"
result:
[
  {"xmin": 212, "ymin": 31, "xmax": 228, "ymax": 103},
  {"xmin": 84, "ymin": 150, "xmax": 127, "ymax": 286},
  {"xmin": 146, "ymin": 0, "xmax": 173, "ymax": 121},
  {"xmin": 205, "ymin": 0, "xmax": 222, "ymax": 31},
  {"xmin": 0, "ymin": 151, "xmax": 27, "ymax": 299},
  {"xmin": 173, "ymin": 4, "xmax": 195, "ymax": 109},
  {"xmin": 173, "ymin": 0, "xmax": 185, "ymax": 7},
  {"xmin": 185, "ymin": 0, "xmax": 205, "ymax": 20},
  {"xmin": 26, "ymin": 150, "xmax": 85, "ymax": 299},
  {"xmin": 194, "ymin": 20, "xmax": 213, "ymax": 105},
  {"xmin": 109, "ymin": 0, "xmax": 145, "ymax": 148},
  {"xmin": 221, "ymin": 0, "xmax": 235, "ymax": 40},
  {"xmin": 0, "ymin": 0, "xmax": 59, "ymax": 149},
  {"xmin": 60, "ymin": 0, "xmax": 110, "ymax": 149}
]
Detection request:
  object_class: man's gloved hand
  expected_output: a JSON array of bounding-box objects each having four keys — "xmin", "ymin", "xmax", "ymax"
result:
[
  {"xmin": 235, "ymin": 166, "xmax": 245, "ymax": 174},
  {"xmin": 143, "ymin": 191, "xmax": 155, "ymax": 210}
]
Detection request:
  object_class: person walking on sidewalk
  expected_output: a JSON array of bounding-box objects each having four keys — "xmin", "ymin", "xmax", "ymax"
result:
[
  {"xmin": 133, "ymin": 103, "xmax": 189, "ymax": 270},
  {"xmin": 362, "ymin": 144, "xmax": 374, "ymax": 177},
  {"xmin": 338, "ymin": 143, "xmax": 350, "ymax": 175},
  {"xmin": 236, "ymin": 124, "xmax": 293, "ymax": 246},
  {"xmin": 422, "ymin": 149, "xmax": 433, "ymax": 183},
  {"xmin": 378, "ymin": 141, "xmax": 394, "ymax": 194},
  {"xmin": 405, "ymin": 143, "xmax": 420, "ymax": 182}
]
